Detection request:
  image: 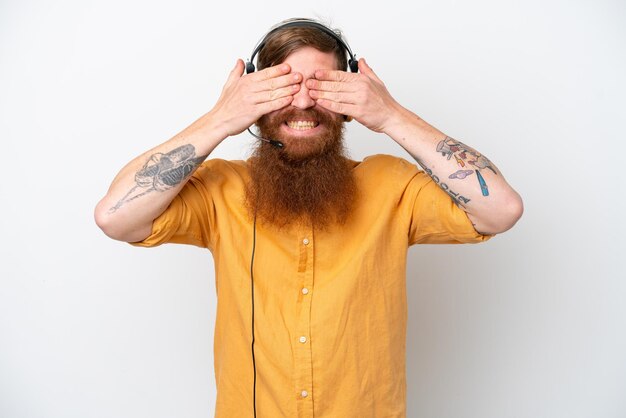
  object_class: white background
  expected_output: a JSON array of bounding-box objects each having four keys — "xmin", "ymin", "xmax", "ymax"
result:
[{"xmin": 1, "ymin": 0, "xmax": 624, "ymax": 417}]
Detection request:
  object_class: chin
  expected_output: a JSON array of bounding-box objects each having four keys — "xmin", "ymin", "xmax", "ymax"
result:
[{"xmin": 280, "ymin": 139, "xmax": 327, "ymax": 160}]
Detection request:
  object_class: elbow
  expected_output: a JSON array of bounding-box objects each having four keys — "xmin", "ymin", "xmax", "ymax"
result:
[
  {"xmin": 94, "ymin": 199, "xmax": 149, "ymax": 243},
  {"xmin": 491, "ymin": 191, "xmax": 524, "ymax": 234},
  {"xmin": 473, "ymin": 191, "xmax": 524, "ymax": 235},
  {"xmin": 502, "ymin": 192, "xmax": 524, "ymax": 231},
  {"xmin": 94, "ymin": 199, "xmax": 121, "ymax": 240}
]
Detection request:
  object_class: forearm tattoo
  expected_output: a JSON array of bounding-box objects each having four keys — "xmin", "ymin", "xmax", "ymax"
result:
[
  {"xmin": 109, "ymin": 144, "xmax": 206, "ymax": 213},
  {"xmin": 414, "ymin": 136, "xmax": 498, "ymax": 207}
]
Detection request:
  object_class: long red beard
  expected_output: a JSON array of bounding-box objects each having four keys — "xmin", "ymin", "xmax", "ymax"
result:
[{"xmin": 245, "ymin": 107, "xmax": 358, "ymax": 230}]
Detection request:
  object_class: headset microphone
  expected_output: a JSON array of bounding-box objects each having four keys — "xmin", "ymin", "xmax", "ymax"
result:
[{"xmin": 247, "ymin": 127, "xmax": 284, "ymax": 148}]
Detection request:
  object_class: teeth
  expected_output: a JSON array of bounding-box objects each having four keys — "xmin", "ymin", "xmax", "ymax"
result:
[{"xmin": 286, "ymin": 121, "xmax": 317, "ymax": 130}]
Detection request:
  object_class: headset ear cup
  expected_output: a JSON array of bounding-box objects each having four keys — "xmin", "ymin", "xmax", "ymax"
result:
[
  {"xmin": 349, "ymin": 59, "xmax": 359, "ymax": 73},
  {"xmin": 246, "ymin": 61, "xmax": 256, "ymax": 74}
]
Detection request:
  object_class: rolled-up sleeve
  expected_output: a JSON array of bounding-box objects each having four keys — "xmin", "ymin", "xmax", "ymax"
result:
[
  {"xmin": 130, "ymin": 162, "xmax": 220, "ymax": 250},
  {"xmin": 401, "ymin": 163, "xmax": 493, "ymax": 245}
]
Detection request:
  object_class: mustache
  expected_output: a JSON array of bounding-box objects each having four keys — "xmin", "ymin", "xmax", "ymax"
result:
[{"xmin": 270, "ymin": 106, "xmax": 336, "ymax": 124}]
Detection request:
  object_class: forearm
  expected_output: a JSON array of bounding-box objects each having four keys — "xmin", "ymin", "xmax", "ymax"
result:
[
  {"xmin": 94, "ymin": 111, "xmax": 228, "ymax": 242},
  {"xmin": 384, "ymin": 106, "xmax": 523, "ymax": 235}
]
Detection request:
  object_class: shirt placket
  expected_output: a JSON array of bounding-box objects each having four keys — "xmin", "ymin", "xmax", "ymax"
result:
[{"xmin": 295, "ymin": 224, "xmax": 315, "ymax": 417}]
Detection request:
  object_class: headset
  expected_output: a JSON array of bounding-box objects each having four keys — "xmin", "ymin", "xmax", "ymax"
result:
[
  {"xmin": 246, "ymin": 18, "xmax": 358, "ymax": 417},
  {"xmin": 246, "ymin": 18, "xmax": 359, "ymax": 74}
]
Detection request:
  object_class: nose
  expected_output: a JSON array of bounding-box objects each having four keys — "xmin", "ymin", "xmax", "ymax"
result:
[{"xmin": 291, "ymin": 78, "xmax": 315, "ymax": 110}]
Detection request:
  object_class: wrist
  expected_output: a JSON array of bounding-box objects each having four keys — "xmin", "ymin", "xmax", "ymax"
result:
[
  {"xmin": 381, "ymin": 104, "xmax": 419, "ymax": 139},
  {"xmin": 382, "ymin": 107, "xmax": 445, "ymax": 155},
  {"xmin": 198, "ymin": 110, "xmax": 231, "ymax": 140},
  {"xmin": 176, "ymin": 111, "xmax": 230, "ymax": 156}
]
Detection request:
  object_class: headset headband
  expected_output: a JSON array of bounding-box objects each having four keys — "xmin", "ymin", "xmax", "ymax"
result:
[{"xmin": 246, "ymin": 18, "xmax": 358, "ymax": 74}]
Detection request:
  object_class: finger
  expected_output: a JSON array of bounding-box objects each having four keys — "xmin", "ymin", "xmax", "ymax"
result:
[
  {"xmin": 315, "ymin": 98, "xmax": 358, "ymax": 116},
  {"xmin": 308, "ymin": 89, "xmax": 358, "ymax": 105},
  {"xmin": 253, "ymin": 83, "xmax": 300, "ymax": 104},
  {"xmin": 313, "ymin": 69, "xmax": 354, "ymax": 82},
  {"xmin": 257, "ymin": 95, "xmax": 294, "ymax": 115},
  {"xmin": 359, "ymin": 58, "xmax": 383, "ymax": 84},
  {"xmin": 224, "ymin": 59, "xmax": 245, "ymax": 87},
  {"xmin": 306, "ymin": 79, "xmax": 357, "ymax": 93},
  {"xmin": 256, "ymin": 63, "xmax": 292, "ymax": 81},
  {"xmin": 255, "ymin": 72, "xmax": 302, "ymax": 93}
]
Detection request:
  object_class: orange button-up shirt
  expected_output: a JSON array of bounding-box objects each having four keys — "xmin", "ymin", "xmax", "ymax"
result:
[{"xmin": 133, "ymin": 154, "xmax": 491, "ymax": 417}]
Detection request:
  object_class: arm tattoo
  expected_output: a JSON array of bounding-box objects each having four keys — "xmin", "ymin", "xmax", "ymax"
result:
[
  {"xmin": 414, "ymin": 136, "xmax": 498, "ymax": 207},
  {"xmin": 414, "ymin": 159, "xmax": 472, "ymax": 207},
  {"xmin": 109, "ymin": 144, "xmax": 206, "ymax": 213},
  {"xmin": 436, "ymin": 136, "xmax": 497, "ymax": 196}
]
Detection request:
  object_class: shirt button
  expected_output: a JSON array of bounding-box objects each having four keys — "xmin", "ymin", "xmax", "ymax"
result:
[
  {"xmin": 302, "ymin": 238, "xmax": 310, "ymax": 245},
  {"xmin": 301, "ymin": 390, "xmax": 308, "ymax": 398},
  {"xmin": 299, "ymin": 336, "xmax": 307, "ymax": 343},
  {"xmin": 302, "ymin": 288, "xmax": 309, "ymax": 295}
]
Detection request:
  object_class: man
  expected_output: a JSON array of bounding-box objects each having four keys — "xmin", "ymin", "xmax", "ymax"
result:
[{"xmin": 95, "ymin": 18, "xmax": 522, "ymax": 418}]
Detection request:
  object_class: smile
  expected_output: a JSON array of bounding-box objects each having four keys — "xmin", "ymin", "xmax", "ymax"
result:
[{"xmin": 286, "ymin": 120, "xmax": 319, "ymax": 130}]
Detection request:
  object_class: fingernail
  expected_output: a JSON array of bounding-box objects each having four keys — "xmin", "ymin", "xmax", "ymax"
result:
[{"xmin": 282, "ymin": 64, "xmax": 290, "ymax": 71}]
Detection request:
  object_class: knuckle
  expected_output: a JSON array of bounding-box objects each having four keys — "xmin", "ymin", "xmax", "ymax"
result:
[{"xmin": 261, "ymin": 68, "xmax": 272, "ymax": 81}]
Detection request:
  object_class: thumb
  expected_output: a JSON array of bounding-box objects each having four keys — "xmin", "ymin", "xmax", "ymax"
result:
[
  {"xmin": 359, "ymin": 58, "xmax": 383, "ymax": 83},
  {"xmin": 225, "ymin": 59, "xmax": 245, "ymax": 86}
]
